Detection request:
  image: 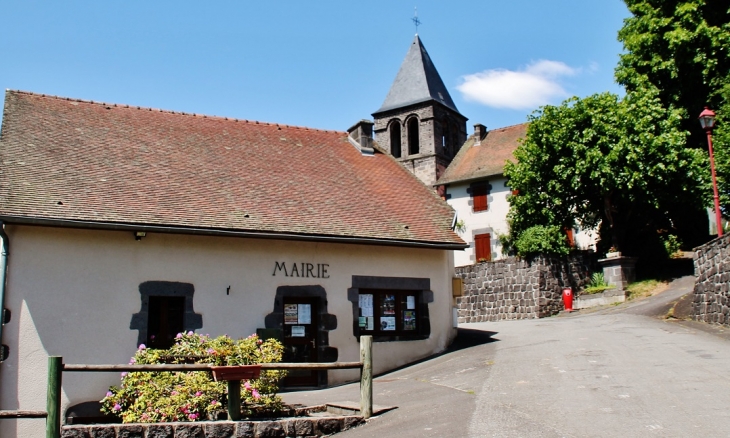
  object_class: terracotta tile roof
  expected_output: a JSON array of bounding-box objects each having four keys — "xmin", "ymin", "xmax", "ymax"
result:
[
  {"xmin": 437, "ymin": 123, "xmax": 528, "ymax": 185},
  {"xmin": 0, "ymin": 90, "xmax": 465, "ymax": 249}
]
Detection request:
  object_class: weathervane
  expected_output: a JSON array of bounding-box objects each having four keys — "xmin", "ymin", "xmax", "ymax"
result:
[{"xmin": 412, "ymin": 7, "xmax": 421, "ymax": 34}]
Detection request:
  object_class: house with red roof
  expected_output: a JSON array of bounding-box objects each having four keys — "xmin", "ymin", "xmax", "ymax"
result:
[
  {"xmin": 0, "ymin": 89, "xmax": 466, "ymax": 432},
  {"xmin": 436, "ymin": 123, "xmax": 527, "ymax": 265},
  {"xmin": 435, "ymin": 123, "xmax": 597, "ymax": 266}
]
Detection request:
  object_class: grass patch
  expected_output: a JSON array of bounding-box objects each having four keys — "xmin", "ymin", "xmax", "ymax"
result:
[
  {"xmin": 583, "ymin": 285, "xmax": 614, "ymax": 295},
  {"xmin": 625, "ymin": 279, "xmax": 667, "ymax": 300}
]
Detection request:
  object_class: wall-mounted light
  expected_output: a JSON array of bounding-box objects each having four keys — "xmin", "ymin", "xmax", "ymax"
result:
[{"xmin": 134, "ymin": 231, "xmax": 147, "ymax": 241}]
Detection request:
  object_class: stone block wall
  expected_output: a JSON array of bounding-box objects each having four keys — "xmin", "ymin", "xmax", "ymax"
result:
[
  {"xmin": 455, "ymin": 253, "xmax": 594, "ymax": 323},
  {"xmin": 62, "ymin": 416, "xmax": 364, "ymax": 438},
  {"xmin": 693, "ymin": 235, "xmax": 730, "ymax": 326}
]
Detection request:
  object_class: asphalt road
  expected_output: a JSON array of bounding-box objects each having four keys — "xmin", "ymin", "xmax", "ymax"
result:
[{"xmin": 282, "ymin": 276, "xmax": 730, "ymax": 437}]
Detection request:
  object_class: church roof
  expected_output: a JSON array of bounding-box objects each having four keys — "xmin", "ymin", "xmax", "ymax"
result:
[
  {"xmin": 0, "ymin": 90, "xmax": 465, "ymax": 249},
  {"xmin": 437, "ymin": 123, "xmax": 528, "ymax": 185},
  {"xmin": 373, "ymin": 35, "xmax": 462, "ymax": 116}
]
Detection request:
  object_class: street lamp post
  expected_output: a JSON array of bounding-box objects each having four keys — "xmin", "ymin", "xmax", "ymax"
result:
[{"xmin": 699, "ymin": 107, "xmax": 722, "ymax": 237}]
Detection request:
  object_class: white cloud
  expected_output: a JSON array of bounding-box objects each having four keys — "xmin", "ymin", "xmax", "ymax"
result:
[{"xmin": 457, "ymin": 60, "xmax": 578, "ymax": 110}]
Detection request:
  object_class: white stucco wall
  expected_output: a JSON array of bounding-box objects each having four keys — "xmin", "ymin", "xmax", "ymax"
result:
[
  {"xmin": 0, "ymin": 225, "xmax": 456, "ymax": 437},
  {"xmin": 447, "ymin": 177, "xmax": 598, "ymax": 267},
  {"xmin": 447, "ymin": 176, "xmax": 512, "ymax": 267}
]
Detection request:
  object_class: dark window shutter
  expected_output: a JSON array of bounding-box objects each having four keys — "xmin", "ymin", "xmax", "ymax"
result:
[{"xmin": 475, "ymin": 233, "xmax": 491, "ymax": 261}]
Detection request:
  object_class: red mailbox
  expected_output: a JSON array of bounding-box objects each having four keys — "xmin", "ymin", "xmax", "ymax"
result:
[{"xmin": 562, "ymin": 287, "xmax": 573, "ymax": 312}]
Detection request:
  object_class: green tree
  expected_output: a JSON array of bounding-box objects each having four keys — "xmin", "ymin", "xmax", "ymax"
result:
[
  {"xmin": 504, "ymin": 89, "xmax": 705, "ymax": 254},
  {"xmin": 616, "ymin": 0, "xmax": 730, "ymax": 147}
]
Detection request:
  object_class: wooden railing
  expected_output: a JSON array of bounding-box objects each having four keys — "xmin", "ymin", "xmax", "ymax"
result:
[{"xmin": 1, "ymin": 335, "xmax": 373, "ymax": 438}]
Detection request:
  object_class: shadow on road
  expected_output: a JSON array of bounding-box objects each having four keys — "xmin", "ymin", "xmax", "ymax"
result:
[
  {"xmin": 366, "ymin": 328, "xmax": 499, "ymax": 378},
  {"xmin": 447, "ymin": 328, "xmax": 499, "ymax": 353}
]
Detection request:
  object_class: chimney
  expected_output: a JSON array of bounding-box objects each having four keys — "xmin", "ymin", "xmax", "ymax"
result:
[
  {"xmin": 474, "ymin": 123, "xmax": 487, "ymax": 145},
  {"xmin": 347, "ymin": 120, "xmax": 375, "ymax": 155}
]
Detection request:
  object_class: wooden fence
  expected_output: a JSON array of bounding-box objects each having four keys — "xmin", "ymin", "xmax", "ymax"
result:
[{"xmin": 0, "ymin": 335, "xmax": 373, "ymax": 438}]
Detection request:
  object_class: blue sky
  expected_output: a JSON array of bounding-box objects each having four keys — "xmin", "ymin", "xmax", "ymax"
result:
[{"xmin": 0, "ymin": 1, "xmax": 629, "ymax": 133}]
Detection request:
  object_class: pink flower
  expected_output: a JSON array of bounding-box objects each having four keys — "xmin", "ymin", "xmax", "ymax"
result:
[
  {"xmin": 120, "ymin": 372, "xmax": 128, "ymax": 377},
  {"xmin": 129, "ymin": 358, "xmax": 136, "ymax": 364},
  {"xmin": 138, "ymin": 344, "xmax": 146, "ymax": 350},
  {"xmin": 195, "ymin": 391, "xmax": 202, "ymax": 397},
  {"xmin": 188, "ymin": 413, "xmax": 198, "ymax": 420},
  {"xmin": 176, "ymin": 333, "xmax": 183, "ymax": 339},
  {"xmin": 105, "ymin": 391, "xmax": 113, "ymax": 398},
  {"xmin": 243, "ymin": 381, "xmax": 252, "ymax": 391},
  {"xmin": 171, "ymin": 391, "xmax": 179, "ymax": 396},
  {"xmin": 187, "ymin": 331, "xmax": 194, "ymax": 335},
  {"xmin": 210, "ymin": 400, "xmax": 218, "ymax": 406},
  {"xmin": 113, "ymin": 404, "xmax": 121, "ymax": 411},
  {"xmin": 252, "ymin": 389, "xmax": 260, "ymax": 400},
  {"xmin": 207, "ymin": 348, "xmax": 215, "ymax": 354}
]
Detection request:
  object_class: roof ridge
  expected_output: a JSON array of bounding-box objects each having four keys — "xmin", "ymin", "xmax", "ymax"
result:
[
  {"xmin": 6, "ymin": 89, "xmax": 345, "ymax": 134},
  {"xmin": 488, "ymin": 122, "xmax": 529, "ymax": 132}
]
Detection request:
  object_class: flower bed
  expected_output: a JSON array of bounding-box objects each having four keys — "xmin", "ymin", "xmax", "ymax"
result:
[{"xmin": 101, "ymin": 332, "xmax": 286, "ymax": 423}]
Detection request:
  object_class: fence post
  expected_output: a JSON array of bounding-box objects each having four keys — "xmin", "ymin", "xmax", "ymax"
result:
[
  {"xmin": 227, "ymin": 380, "xmax": 241, "ymax": 421},
  {"xmin": 46, "ymin": 356, "xmax": 62, "ymax": 438},
  {"xmin": 359, "ymin": 335, "xmax": 372, "ymax": 419}
]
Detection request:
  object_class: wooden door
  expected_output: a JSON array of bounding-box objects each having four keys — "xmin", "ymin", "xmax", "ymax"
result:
[{"xmin": 281, "ymin": 297, "xmax": 319, "ymax": 387}]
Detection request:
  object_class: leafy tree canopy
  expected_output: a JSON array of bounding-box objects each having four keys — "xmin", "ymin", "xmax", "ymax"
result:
[
  {"xmin": 616, "ymin": 0, "xmax": 730, "ymax": 147},
  {"xmin": 504, "ymin": 89, "xmax": 706, "ymax": 253}
]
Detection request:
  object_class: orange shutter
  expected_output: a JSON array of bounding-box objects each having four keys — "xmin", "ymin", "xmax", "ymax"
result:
[
  {"xmin": 475, "ymin": 233, "xmax": 491, "ymax": 261},
  {"xmin": 473, "ymin": 185, "xmax": 488, "ymax": 212},
  {"xmin": 565, "ymin": 228, "xmax": 575, "ymax": 247}
]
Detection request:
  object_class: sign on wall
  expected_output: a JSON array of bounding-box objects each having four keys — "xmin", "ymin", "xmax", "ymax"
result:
[{"xmin": 273, "ymin": 262, "xmax": 330, "ymax": 278}]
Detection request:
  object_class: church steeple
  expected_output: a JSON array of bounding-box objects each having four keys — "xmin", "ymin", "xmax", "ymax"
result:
[
  {"xmin": 375, "ymin": 35, "xmax": 462, "ymax": 116},
  {"xmin": 372, "ymin": 35, "xmax": 467, "ymax": 188}
]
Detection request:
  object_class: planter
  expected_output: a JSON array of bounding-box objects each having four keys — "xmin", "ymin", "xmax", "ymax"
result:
[
  {"xmin": 574, "ymin": 288, "xmax": 625, "ymax": 309},
  {"xmin": 210, "ymin": 365, "xmax": 262, "ymax": 382}
]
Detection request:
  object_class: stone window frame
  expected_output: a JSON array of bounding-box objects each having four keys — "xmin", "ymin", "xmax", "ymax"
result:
[
  {"xmin": 130, "ymin": 281, "xmax": 203, "ymax": 348},
  {"xmin": 347, "ymin": 275, "xmax": 432, "ymax": 342}
]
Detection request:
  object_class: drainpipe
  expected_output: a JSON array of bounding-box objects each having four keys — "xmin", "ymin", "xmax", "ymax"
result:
[{"xmin": 0, "ymin": 221, "xmax": 8, "ymax": 363}]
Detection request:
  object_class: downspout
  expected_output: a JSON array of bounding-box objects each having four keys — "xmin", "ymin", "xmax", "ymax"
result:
[{"xmin": 0, "ymin": 221, "xmax": 8, "ymax": 363}]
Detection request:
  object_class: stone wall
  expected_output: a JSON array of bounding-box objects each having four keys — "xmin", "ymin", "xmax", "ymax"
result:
[
  {"xmin": 62, "ymin": 416, "xmax": 364, "ymax": 438},
  {"xmin": 692, "ymin": 235, "xmax": 730, "ymax": 326},
  {"xmin": 455, "ymin": 253, "xmax": 595, "ymax": 323}
]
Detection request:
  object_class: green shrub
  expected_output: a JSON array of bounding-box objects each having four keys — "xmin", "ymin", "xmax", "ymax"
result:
[
  {"xmin": 513, "ymin": 225, "xmax": 570, "ymax": 257},
  {"xmin": 100, "ymin": 333, "xmax": 286, "ymax": 423},
  {"xmin": 661, "ymin": 234, "xmax": 682, "ymax": 258},
  {"xmin": 584, "ymin": 272, "xmax": 613, "ymax": 294}
]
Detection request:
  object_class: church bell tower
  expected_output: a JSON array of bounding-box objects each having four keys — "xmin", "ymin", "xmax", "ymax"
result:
[{"xmin": 372, "ymin": 35, "xmax": 468, "ymax": 187}]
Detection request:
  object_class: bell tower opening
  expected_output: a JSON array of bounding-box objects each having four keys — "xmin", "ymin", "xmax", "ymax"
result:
[
  {"xmin": 408, "ymin": 118, "xmax": 420, "ymax": 155},
  {"xmin": 390, "ymin": 121, "xmax": 402, "ymax": 158}
]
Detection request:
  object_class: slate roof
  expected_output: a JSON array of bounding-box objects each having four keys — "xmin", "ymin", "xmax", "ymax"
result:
[
  {"xmin": 437, "ymin": 123, "xmax": 528, "ymax": 185},
  {"xmin": 0, "ymin": 90, "xmax": 465, "ymax": 249},
  {"xmin": 373, "ymin": 35, "xmax": 462, "ymax": 116}
]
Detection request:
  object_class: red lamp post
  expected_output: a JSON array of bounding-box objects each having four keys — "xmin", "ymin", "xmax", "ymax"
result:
[{"xmin": 699, "ymin": 107, "xmax": 722, "ymax": 237}]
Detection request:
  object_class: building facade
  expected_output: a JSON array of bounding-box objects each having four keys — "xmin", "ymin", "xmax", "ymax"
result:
[{"xmin": 0, "ymin": 90, "xmax": 465, "ymax": 436}]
